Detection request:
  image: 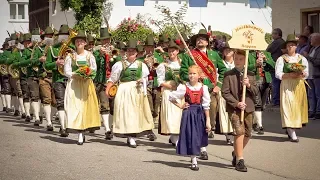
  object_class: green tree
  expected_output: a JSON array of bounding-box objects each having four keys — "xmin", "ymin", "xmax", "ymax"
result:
[
  {"xmin": 59, "ymin": 0, "xmax": 112, "ymax": 35},
  {"xmin": 265, "ymin": 33, "xmax": 272, "ymax": 44}
]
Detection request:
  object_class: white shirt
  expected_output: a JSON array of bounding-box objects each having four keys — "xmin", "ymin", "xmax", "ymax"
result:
[
  {"xmin": 223, "ymin": 60, "xmax": 235, "ymax": 70},
  {"xmin": 275, "ymin": 53, "xmax": 309, "ymax": 80},
  {"xmin": 169, "ymin": 82, "xmax": 211, "ymax": 110},
  {"xmin": 64, "ymin": 50, "xmax": 97, "ymax": 79},
  {"xmin": 156, "ymin": 60, "xmax": 181, "ymax": 87},
  {"xmin": 108, "ymin": 60, "xmax": 149, "ymax": 83}
]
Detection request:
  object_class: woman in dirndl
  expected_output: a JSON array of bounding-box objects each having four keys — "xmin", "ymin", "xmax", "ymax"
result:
[
  {"xmin": 64, "ymin": 30, "xmax": 101, "ymax": 145},
  {"xmin": 157, "ymin": 40, "xmax": 183, "ymax": 146},
  {"xmin": 275, "ymin": 34, "xmax": 309, "ymax": 143},
  {"xmin": 218, "ymin": 44, "xmax": 234, "ymax": 145},
  {"xmin": 105, "ymin": 39, "xmax": 154, "ymax": 148}
]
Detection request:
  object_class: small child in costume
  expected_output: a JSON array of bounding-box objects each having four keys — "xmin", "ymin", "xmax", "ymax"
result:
[{"xmin": 169, "ymin": 65, "xmax": 211, "ymax": 171}]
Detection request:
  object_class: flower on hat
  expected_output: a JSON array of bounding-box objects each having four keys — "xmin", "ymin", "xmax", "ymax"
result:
[{"xmin": 175, "ymin": 39, "xmax": 181, "ymax": 45}]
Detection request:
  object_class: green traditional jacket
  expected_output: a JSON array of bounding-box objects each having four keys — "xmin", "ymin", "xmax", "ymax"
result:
[
  {"xmin": 0, "ymin": 50, "xmax": 12, "ymax": 64},
  {"xmin": 248, "ymin": 51, "xmax": 275, "ymax": 83},
  {"xmin": 14, "ymin": 48, "xmax": 32, "ymax": 78},
  {"xmin": 180, "ymin": 49, "xmax": 227, "ymax": 89},
  {"xmin": 93, "ymin": 51, "xmax": 121, "ymax": 84},
  {"xmin": 45, "ymin": 42, "xmax": 75, "ymax": 82},
  {"xmin": 34, "ymin": 45, "xmax": 47, "ymax": 77},
  {"xmin": 5, "ymin": 49, "xmax": 20, "ymax": 65},
  {"xmin": 18, "ymin": 46, "xmax": 41, "ymax": 77}
]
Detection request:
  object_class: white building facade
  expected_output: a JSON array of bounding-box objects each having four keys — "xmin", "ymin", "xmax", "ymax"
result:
[
  {"xmin": 49, "ymin": 0, "xmax": 272, "ymax": 35},
  {"xmin": 0, "ymin": 0, "xmax": 29, "ymax": 45}
]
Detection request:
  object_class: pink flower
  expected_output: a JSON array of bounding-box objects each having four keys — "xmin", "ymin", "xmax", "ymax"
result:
[{"xmin": 128, "ymin": 17, "xmax": 131, "ymax": 21}]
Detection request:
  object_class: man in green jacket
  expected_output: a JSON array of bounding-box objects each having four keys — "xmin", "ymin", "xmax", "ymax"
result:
[
  {"xmin": 45, "ymin": 24, "xmax": 74, "ymax": 137},
  {"xmin": 248, "ymin": 50, "xmax": 275, "ymax": 135},
  {"xmin": 0, "ymin": 38, "xmax": 12, "ymax": 113},
  {"xmin": 179, "ymin": 29, "xmax": 227, "ymax": 160}
]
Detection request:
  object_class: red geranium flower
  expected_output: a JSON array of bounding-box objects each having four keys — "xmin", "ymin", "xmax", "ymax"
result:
[{"xmin": 175, "ymin": 39, "xmax": 181, "ymax": 45}]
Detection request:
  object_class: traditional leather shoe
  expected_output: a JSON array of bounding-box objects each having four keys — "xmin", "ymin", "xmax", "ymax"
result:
[
  {"xmin": 89, "ymin": 130, "xmax": 95, "ymax": 133},
  {"xmin": 208, "ymin": 131, "xmax": 214, "ymax": 139},
  {"xmin": 77, "ymin": 135, "xmax": 85, "ymax": 145},
  {"xmin": 235, "ymin": 159, "xmax": 248, "ymax": 172},
  {"xmin": 25, "ymin": 116, "xmax": 32, "ymax": 122},
  {"xmin": 308, "ymin": 113, "xmax": 315, "ymax": 119},
  {"xmin": 148, "ymin": 133, "xmax": 157, "ymax": 141},
  {"xmin": 60, "ymin": 129, "xmax": 69, "ymax": 137},
  {"xmin": 168, "ymin": 138, "xmax": 175, "ymax": 146},
  {"xmin": 2, "ymin": 107, "xmax": 7, "ymax": 112},
  {"xmin": 127, "ymin": 139, "xmax": 137, "ymax": 148},
  {"xmin": 290, "ymin": 138, "xmax": 299, "ymax": 143},
  {"xmin": 21, "ymin": 113, "xmax": 26, "ymax": 119},
  {"xmin": 39, "ymin": 116, "xmax": 43, "ymax": 123},
  {"xmin": 252, "ymin": 123, "xmax": 258, "ymax": 132},
  {"xmin": 6, "ymin": 108, "xmax": 12, "ymax": 114},
  {"xmin": 199, "ymin": 151, "xmax": 208, "ymax": 160},
  {"xmin": 190, "ymin": 164, "xmax": 199, "ymax": 171},
  {"xmin": 105, "ymin": 131, "xmax": 113, "ymax": 140},
  {"xmin": 34, "ymin": 120, "xmax": 41, "ymax": 126},
  {"xmin": 232, "ymin": 151, "xmax": 236, "ymax": 167},
  {"xmin": 257, "ymin": 127, "xmax": 264, "ymax": 135},
  {"xmin": 14, "ymin": 110, "xmax": 20, "ymax": 116},
  {"xmin": 47, "ymin": 125, "xmax": 54, "ymax": 131}
]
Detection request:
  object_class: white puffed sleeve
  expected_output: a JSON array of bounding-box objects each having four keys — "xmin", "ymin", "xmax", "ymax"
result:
[
  {"xmin": 89, "ymin": 53, "xmax": 97, "ymax": 72},
  {"xmin": 64, "ymin": 55, "xmax": 73, "ymax": 79},
  {"xmin": 301, "ymin": 56, "xmax": 309, "ymax": 79},
  {"xmin": 108, "ymin": 61, "xmax": 123, "ymax": 83},
  {"xmin": 141, "ymin": 62, "xmax": 150, "ymax": 78},
  {"xmin": 156, "ymin": 63, "xmax": 166, "ymax": 87},
  {"xmin": 169, "ymin": 84, "xmax": 186, "ymax": 102},
  {"xmin": 202, "ymin": 85, "xmax": 211, "ymax": 110},
  {"xmin": 275, "ymin": 56, "xmax": 285, "ymax": 80}
]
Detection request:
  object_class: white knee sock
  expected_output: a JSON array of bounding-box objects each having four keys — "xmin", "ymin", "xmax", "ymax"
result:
[
  {"xmin": 254, "ymin": 111, "xmax": 263, "ymax": 127},
  {"xmin": 101, "ymin": 114, "xmax": 111, "ymax": 132},
  {"xmin": 78, "ymin": 132, "xmax": 84, "ymax": 143},
  {"xmin": 43, "ymin": 105, "xmax": 52, "ymax": 126},
  {"xmin": 200, "ymin": 147, "xmax": 207, "ymax": 152},
  {"xmin": 5, "ymin": 95, "xmax": 11, "ymax": 109},
  {"xmin": 191, "ymin": 156, "xmax": 197, "ymax": 165},
  {"xmin": 287, "ymin": 128, "xmax": 298, "ymax": 140},
  {"xmin": 58, "ymin": 110, "xmax": 66, "ymax": 130},
  {"xmin": 24, "ymin": 102, "xmax": 31, "ymax": 116},
  {"xmin": 19, "ymin": 98, "xmax": 25, "ymax": 114},
  {"xmin": 1, "ymin": 94, "xmax": 6, "ymax": 107},
  {"xmin": 31, "ymin": 101, "xmax": 40, "ymax": 120}
]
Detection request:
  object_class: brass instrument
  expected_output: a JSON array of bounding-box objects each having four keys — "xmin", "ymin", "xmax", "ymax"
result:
[
  {"xmin": 0, "ymin": 64, "xmax": 8, "ymax": 75},
  {"xmin": 42, "ymin": 44, "xmax": 52, "ymax": 73},
  {"xmin": 57, "ymin": 29, "xmax": 78, "ymax": 75},
  {"xmin": 8, "ymin": 47, "xmax": 20, "ymax": 78},
  {"xmin": 144, "ymin": 53, "xmax": 159, "ymax": 69}
]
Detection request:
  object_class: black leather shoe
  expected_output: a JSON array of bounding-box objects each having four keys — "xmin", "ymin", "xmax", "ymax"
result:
[
  {"xmin": 6, "ymin": 108, "xmax": 13, "ymax": 114},
  {"xmin": 190, "ymin": 164, "xmax": 199, "ymax": 171},
  {"xmin": 2, "ymin": 107, "xmax": 7, "ymax": 112},
  {"xmin": 257, "ymin": 127, "xmax": 264, "ymax": 135},
  {"xmin": 290, "ymin": 138, "xmax": 299, "ymax": 143},
  {"xmin": 34, "ymin": 120, "xmax": 41, "ymax": 126},
  {"xmin": 127, "ymin": 139, "xmax": 137, "ymax": 148},
  {"xmin": 47, "ymin": 125, "xmax": 54, "ymax": 131},
  {"xmin": 148, "ymin": 133, "xmax": 157, "ymax": 141},
  {"xmin": 60, "ymin": 129, "xmax": 69, "ymax": 137},
  {"xmin": 25, "ymin": 116, "xmax": 32, "ymax": 122},
  {"xmin": 235, "ymin": 159, "xmax": 248, "ymax": 172},
  {"xmin": 21, "ymin": 113, "xmax": 26, "ymax": 119},
  {"xmin": 105, "ymin": 131, "xmax": 113, "ymax": 140},
  {"xmin": 252, "ymin": 123, "xmax": 258, "ymax": 132},
  {"xmin": 199, "ymin": 151, "xmax": 208, "ymax": 160},
  {"xmin": 232, "ymin": 151, "xmax": 236, "ymax": 167},
  {"xmin": 39, "ymin": 116, "xmax": 43, "ymax": 124},
  {"xmin": 208, "ymin": 131, "xmax": 214, "ymax": 139},
  {"xmin": 168, "ymin": 138, "xmax": 175, "ymax": 146},
  {"xmin": 89, "ymin": 130, "xmax": 95, "ymax": 133},
  {"xmin": 308, "ymin": 113, "xmax": 315, "ymax": 119},
  {"xmin": 14, "ymin": 110, "xmax": 20, "ymax": 116}
]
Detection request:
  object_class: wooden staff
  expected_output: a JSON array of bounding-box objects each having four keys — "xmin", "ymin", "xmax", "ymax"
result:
[{"xmin": 240, "ymin": 50, "xmax": 249, "ymax": 122}]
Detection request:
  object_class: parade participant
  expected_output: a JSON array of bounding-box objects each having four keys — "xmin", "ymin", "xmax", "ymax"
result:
[
  {"xmin": 45, "ymin": 24, "xmax": 75, "ymax": 137},
  {"xmin": 275, "ymin": 34, "xmax": 309, "ymax": 142},
  {"xmin": 157, "ymin": 40, "xmax": 183, "ymax": 146},
  {"xmin": 6, "ymin": 33, "xmax": 21, "ymax": 116},
  {"xmin": 0, "ymin": 38, "xmax": 12, "ymax": 113},
  {"xmin": 94, "ymin": 28, "xmax": 114, "ymax": 140},
  {"xmin": 0, "ymin": 41, "xmax": 8, "ymax": 112},
  {"xmin": 217, "ymin": 44, "xmax": 234, "ymax": 145},
  {"xmin": 35, "ymin": 26, "xmax": 55, "ymax": 131},
  {"xmin": 222, "ymin": 49, "xmax": 259, "ymax": 172},
  {"xmin": 105, "ymin": 39, "xmax": 154, "ymax": 148},
  {"xmin": 137, "ymin": 45, "xmax": 145, "ymax": 59},
  {"xmin": 64, "ymin": 30, "xmax": 100, "ymax": 145},
  {"xmin": 180, "ymin": 29, "xmax": 227, "ymax": 160},
  {"xmin": 86, "ymin": 34, "xmax": 95, "ymax": 52},
  {"xmin": 248, "ymin": 50, "xmax": 275, "ymax": 135},
  {"xmin": 169, "ymin": 65, "xmax": 211, "ymax": 171},
  {"xmin": 18, "ymin": 29, "xmax": 42, "ymax": 126}
]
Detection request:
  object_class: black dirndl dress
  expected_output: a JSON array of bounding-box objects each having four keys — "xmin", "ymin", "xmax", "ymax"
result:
[{"xmin": 176, "ymin": 85, "xmax": 208, "ymax": 156}]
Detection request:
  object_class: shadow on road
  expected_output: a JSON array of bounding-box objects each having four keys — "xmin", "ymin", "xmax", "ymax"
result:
[
  {"xmin": 88, "ymin": 138, "xmax": 128, "ymax": 147},
  {"xmin": 40, "ymin": 135, "xmax": 77, "ymax": 144},
  {"xmin": 251, "ymin": 135, "xmax": 288, "ymax": 142},
  {"xmin": 208, "ymin": 139, "xmax": 233, "ymax": 146},
  {"xmin": 136, "ymin": 140, "xmax": 176, "ymax": 149},
  {"xmin": 143, "ymin": 160, "xmax": 189, "ymax": 169},
  {"xmin": 147, "ymin": 148, "xmax": 177, "ymax": 156}
]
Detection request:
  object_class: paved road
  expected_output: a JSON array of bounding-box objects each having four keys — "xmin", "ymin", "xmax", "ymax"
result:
[{"xmin": 0, "ymin": 108, "xmax": 319, "ymax": 180}]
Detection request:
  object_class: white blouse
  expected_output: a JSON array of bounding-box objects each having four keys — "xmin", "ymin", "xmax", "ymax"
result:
[
  {"xmin": 108, "ymin": 60, "xmax": 150, "ymax": 83},
  {"xmin": 156, "ymin": 60, "xmax": 181, "ymax": 87},
  {"xmin": 64, "ymin": 50, "xmax": 97, "ymax": 79},
  {"xmin": 169, "ymin": 82, "xmax": 211, "ymax": 110},
  {"xmin": 275, "ymin": 54, "xmax": 309, "ymax": 80},
  {"xmin": 223, "ymin": 60, "xmax": 235, "ymax": 70}
]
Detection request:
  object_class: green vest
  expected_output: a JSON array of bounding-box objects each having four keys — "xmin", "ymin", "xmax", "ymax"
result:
[
  {"xmin": 120, "ymin": 61, "xmax": 142, "ymax": 82},
  {"xmin": 248, "ymin": 51, "xmax": 275, "ymax": 83}
]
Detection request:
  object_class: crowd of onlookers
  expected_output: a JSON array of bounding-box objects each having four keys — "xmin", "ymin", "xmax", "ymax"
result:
[{"xmin": 267, "ymin": 26, "xmax": 320, "ymax": 120}]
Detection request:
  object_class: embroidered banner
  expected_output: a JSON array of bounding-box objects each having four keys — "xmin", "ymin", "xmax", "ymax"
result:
[{"xmin": 191, "ymin": 49, "xmax": 217, "ymax": 85}]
